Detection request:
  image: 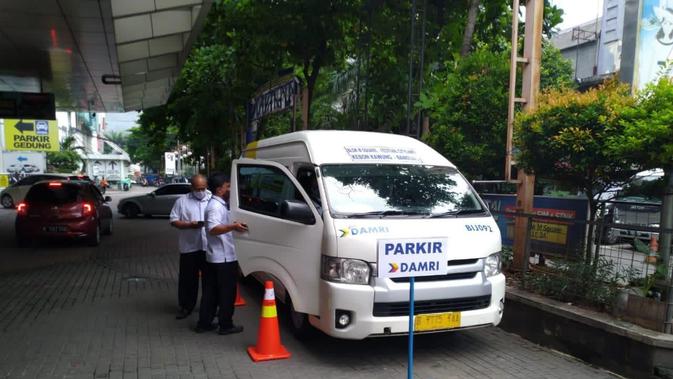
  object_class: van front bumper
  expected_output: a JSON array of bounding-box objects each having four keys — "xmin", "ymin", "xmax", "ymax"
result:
[{"xmin": 311, "ymin": 274, "xmax": 506, "ymax": 340}]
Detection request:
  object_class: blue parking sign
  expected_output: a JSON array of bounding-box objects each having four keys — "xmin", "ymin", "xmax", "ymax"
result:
[{"xmin": 35, "ymin": 120, "xmax": 49, "ymax": 135}]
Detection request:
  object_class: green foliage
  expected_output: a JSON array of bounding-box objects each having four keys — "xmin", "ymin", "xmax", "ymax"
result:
[
  {"xmin": 611, "ymin": 77, "xmax": 673, "ymax": 170},
  {"xmin": 46, "ymin": 136, "xmax": 83, "ymax": 173},
  {"xmin": 523, "ymin": 258, "xmax": 636, "ymax": 310},
  {"xmin": 422, "ymin": 50, "xmax": 510, "ymax": 179},
  {"xmin": 515, "ymin": 80, "xmax": 636, "ymax": 201},
  {"xmin": 419, "ymin": 42, "xmax": 573, "ymax": 180},
  {"xmin": 540, "ymin": 41, "xmax": 575, "ymax": 91}
]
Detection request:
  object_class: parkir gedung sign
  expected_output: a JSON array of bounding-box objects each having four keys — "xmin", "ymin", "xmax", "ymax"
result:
[{"xmin": 3, "ymin": 119, "xmax": 59, "ymax": 152}]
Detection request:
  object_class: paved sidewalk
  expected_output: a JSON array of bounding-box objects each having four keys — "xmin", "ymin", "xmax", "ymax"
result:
[{"xmin": 0, "ymin": 217, "xmax": 622, "ymax": 379}]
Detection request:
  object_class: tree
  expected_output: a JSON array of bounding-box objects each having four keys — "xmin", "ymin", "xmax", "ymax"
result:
[
  {"xmin": 610, "ymin": 77, "xmax": 673, "ymax": 281},
  {"xmin": 514, "ymin": 79, "xmax": 637, "ymax": 261},
  {"xmin": 47, "ymin": 136, "xmax": 84, "ymax": 173},
  {"xmin": 419, "ymin": 43, "xmax": 574, "ymax": 180}
]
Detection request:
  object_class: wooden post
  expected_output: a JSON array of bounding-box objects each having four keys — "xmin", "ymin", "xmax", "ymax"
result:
[{"xmin": 512, "ymin": 0, "xmax": 542, "ymax": 271}]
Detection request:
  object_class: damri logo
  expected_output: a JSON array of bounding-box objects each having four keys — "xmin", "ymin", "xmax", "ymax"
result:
[
  {"xmin": 388, "ymin": 263, "xmax": 399, "ymax": 273},
  {"xmin": 339, "ymin": 225, "xmax": 390, "ymax": 238}
]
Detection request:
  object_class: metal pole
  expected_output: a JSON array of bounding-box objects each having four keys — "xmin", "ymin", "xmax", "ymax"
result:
[
  {"xmin": 662, "ymin": 168, "xmax": 673, "ymax": 333},
  {"xmin": 405, "ymin": 0, "xmax": 417, "ymax": 136},
  {"xmin": 505, "ymin": 0, "xmax": 520, "ymax": 181},
  {"xmin": 407, "ymin": 277, "xmax": 415, "ymax": 379}
]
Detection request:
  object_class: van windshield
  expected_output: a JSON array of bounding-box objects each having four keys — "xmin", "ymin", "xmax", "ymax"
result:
[{"xmin": 320, "ymin": 164, "xmax": 485, "ymax": 218}]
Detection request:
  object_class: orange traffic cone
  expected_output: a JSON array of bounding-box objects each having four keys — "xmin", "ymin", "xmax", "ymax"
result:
[
  {"xmin": 247, "ymin": 281, "xmax": 291, "ymax": 362},
  {"xmin": 235, "ymin": 283, "xmax": 246, "ymax": 306}
]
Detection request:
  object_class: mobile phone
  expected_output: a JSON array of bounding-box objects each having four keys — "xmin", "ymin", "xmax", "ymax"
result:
[{"xmin": 197, "ymin": 221, "xmax": 205, "ymax": 227}]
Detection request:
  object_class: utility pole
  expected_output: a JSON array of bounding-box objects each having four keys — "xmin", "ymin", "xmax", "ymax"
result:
[{"xmin": 507, "ymin": 0, "xmax": 543, "ymax": 271}]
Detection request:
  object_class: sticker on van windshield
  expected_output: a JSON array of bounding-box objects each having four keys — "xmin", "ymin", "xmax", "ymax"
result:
[
  {"xmin": 344, "ymin": 146, "xmax": 423, "ymax": 163},
  {"xmin": 339, "ymin": 226, "xmax": 390, "ymax": 238},
  {"xmin": 377, "ymin": 238, "xmax": 449, "ymax": 278}
]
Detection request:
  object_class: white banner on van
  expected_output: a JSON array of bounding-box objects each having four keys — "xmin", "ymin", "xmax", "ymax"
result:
[
  {"xmin": 377, "ymin": 238, "xmax": 449, "ymax": 278},
  {"xmin": 344, "ymin": 146, "xmax": 422, "ymax": 164}
]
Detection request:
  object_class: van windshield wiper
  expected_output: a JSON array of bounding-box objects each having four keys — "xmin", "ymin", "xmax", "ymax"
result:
[
  {"xmin": 426, "ymin": 209, "xmax": 487, "ymax": 218},
  {"xmin": 339, "ymin": 210, "xmax": 429, "ymax": 218}
]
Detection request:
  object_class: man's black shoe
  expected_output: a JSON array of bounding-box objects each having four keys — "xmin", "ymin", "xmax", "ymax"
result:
[
  {"xmin": 175, "ymin": 309, "xmax": 191, "ymax": 320},
  {"xmin": 218, "ymin": 325, "xmax": 244, "ymax": 335},
  {"xmin": 194, "ymin": 323, "xmax": 217, "ymax": 333}
]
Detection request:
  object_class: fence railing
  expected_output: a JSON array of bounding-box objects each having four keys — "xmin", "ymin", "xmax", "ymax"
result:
[{"xmin": 490, "ymin": 200, "xmax": 673, "ymax": 333}]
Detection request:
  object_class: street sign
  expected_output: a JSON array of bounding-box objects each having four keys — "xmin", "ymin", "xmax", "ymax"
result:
[
  {"xmin": 165, "ymin": 152, "xmax": 176, "ymax": 175},
  {"xmin": 2, "ymin": 118, "xmax": 59, "ymax": 152},
  {"xmin": 2, "ymin": 151, "xmax": 46, "ymax": 174},
  {"xmin": 377, "ymin": 238, "xmax": 449, "ymax": 278},
  {"xmin": 376, "ymin": 237, "xmax": 449, "ymax": 379}
]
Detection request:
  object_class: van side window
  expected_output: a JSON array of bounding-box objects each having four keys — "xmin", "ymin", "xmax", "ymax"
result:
[{"xmin": 238, "ymin": 165, "xmax": 306, "ymax": 219}]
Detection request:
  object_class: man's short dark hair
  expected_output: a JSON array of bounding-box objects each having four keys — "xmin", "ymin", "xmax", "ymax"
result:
[{"xmin": 208, "ymin": 172, "xmax": 231, "ymax": 193}]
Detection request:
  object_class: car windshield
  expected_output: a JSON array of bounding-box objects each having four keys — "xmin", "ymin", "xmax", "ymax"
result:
[
  {"xmin": 320, "ymin": 164, "xmax": 485, "ymax": 218},
  {"xmin": 26, "ymin": 183, "xmax": 80, "ymax": 205}
]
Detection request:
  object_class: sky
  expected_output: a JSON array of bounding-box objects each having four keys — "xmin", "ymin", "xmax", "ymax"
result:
[{"xmin": 551, "ymin": 0, "xmax": 604, "ymax": 30}]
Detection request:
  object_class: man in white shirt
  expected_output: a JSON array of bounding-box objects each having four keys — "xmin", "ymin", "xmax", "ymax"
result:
[
  {"xmin": 169, "ymin": 174, "xmax": 211, "ymax": 320},
  {"xmin": 196, "ymin": 173, "xmax": 248, "ymax": 335}
]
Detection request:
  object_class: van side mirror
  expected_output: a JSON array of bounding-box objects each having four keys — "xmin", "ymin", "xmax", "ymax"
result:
[
  {"xmin": 280, "ymin": 200, "xmax": 316, "ymax": 225},
  {"xmin": 104, "ymin": 196, "xmax": 112, "ymax": 202}
]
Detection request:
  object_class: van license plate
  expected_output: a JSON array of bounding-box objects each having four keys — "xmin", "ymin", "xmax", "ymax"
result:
[{"xmin": 414, "ymin": 312, "xmax": 461, "ymax": 331}]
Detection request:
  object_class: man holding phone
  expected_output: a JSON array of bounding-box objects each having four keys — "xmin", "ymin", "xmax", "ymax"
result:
[
  {"xmin": 169, "ymin": 174, "xmax": 211, "ymax": 320},
  {"xmin": 196, "ymin": 172, "xmax": 248, "ymax": 335}
]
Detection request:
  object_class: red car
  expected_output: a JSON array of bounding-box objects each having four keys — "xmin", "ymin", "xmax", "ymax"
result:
[{"xmin": 15, "ymin": 180, "xmax": 113, "ymax": 246}]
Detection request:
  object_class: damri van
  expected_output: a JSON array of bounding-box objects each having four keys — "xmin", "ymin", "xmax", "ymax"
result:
[{"xmin": 230, "ymin": 130, "xmax": 504, "ymax": 340}]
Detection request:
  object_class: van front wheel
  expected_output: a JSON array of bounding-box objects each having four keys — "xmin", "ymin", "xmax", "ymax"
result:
[{"xmin": 285, "ymin": 297, "xmax": 314, "ymax": 339}]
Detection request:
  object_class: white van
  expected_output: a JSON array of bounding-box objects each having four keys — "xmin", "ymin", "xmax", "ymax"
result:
[{"xmin": 230, "ymin": 131, "xmax": 504, "ymax": 340}]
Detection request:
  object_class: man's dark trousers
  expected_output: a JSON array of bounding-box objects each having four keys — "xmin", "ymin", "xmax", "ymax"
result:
[
  {"xmin": 178, "ymin": 250, "xmax": 206, "ymax": 313},
  {"xmin": 198, "ymin": 261, "xmax": 238, "ymax": 329}
]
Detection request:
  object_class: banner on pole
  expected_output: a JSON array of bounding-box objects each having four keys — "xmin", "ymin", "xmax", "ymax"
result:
[{"xmin": 377, "ymin": 238, "xmax": 449, "ymax": 279}]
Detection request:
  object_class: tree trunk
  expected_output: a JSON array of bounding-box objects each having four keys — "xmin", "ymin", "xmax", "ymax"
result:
[{"xmin": 460, "ymin": 0, "xmax": 480, "ymax": 57}]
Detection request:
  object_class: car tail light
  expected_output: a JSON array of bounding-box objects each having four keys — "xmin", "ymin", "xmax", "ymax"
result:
[
  {"xmin": 82, "ymin": 203, "xmax": 93, "ymax": 216},
  {"xmin": 48, "ymin": 182, "xmax": 62, "ymax": 187},
  {"xmin": 16, "ymin": 202, "xmax": 27, "ymax": 215}
]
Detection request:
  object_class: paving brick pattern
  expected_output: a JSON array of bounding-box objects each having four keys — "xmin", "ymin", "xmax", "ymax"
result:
[{"xmin": 0, "ymin": 218, "xmax": 621, "ymax": 379}]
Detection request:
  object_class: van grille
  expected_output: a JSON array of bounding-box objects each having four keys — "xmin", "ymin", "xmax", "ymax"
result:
[
  {"xmin": 390, "ymin": 272, "xmax": 478, "ymax": 283},
  {"xmin": 373, "ymin": 295, "xmax": 491, "ymax": 317}
]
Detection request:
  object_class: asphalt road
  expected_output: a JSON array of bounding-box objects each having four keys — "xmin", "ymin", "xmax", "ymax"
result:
[{"xmin": 0, "ymin": 188, "xmax": 621, "ymax": 378}]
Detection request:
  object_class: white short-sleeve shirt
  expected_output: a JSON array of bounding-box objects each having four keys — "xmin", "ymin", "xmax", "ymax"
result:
[
  {"xmin": 169, "ymin": 191, "xmax": 211, "ymax": 254},
  {"xmin": 205, "ymin": 196, "xmax": 237, "ymax": 263}
]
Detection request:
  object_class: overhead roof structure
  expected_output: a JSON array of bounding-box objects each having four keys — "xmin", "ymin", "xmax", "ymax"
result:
[{"xmin": 0, "ymin": 0, "xmax": 212, "ymax": 113}]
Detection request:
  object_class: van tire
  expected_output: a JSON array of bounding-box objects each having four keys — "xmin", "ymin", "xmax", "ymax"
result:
[{"xmin": 285, "ymin": 297, "xmax": 315, "ymax": 339}]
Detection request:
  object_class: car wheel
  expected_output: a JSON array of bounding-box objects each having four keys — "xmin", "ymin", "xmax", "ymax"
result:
[
  {"xmin": 1, "ymin": 195, "xmax": 14, "ymax": 209},
  {"xmin": 87, "ymin": 224, "xmax": 101, "ymax": 246},
  {"xmin": 123, "ymin": 203, "xmax": 140, "ymax": 218},
  {"xmin": 285, "ymin": 297, "xmax": 315, "ymax": 339},
  {"xmin": 103, "ymin": 219, "xmax": 112, "ymax": 235}
]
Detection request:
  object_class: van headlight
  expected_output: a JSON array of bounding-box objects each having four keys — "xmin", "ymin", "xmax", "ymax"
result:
[
  {"xmin": 484, "ymin": 252, "xmax": 502, "ymax": 277},
  {"xmin": 321, "ymin": 256, "xmax": 371, "ymax": 285}
]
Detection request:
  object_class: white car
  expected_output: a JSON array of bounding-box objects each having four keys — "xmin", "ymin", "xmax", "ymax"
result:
[
  {"xmin": 117, "ymin": 183, "xmax": 191, "ymax": 217},
  {"xmin": 1, "ymin": 174, "xmax": 86, "ymax": 208}
]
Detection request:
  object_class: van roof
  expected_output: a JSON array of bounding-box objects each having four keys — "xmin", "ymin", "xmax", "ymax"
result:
[{"xmin": 245, "ymin": 130, "xmax": 455, "ymax": 167}]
